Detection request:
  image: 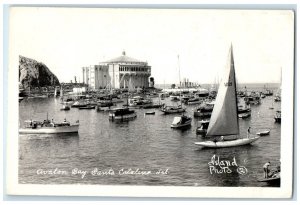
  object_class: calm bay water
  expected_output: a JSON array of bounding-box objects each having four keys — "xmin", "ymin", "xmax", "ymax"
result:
[{"xmin": 19, "ymin": 88, "xmax": 281, "ymax": 187}]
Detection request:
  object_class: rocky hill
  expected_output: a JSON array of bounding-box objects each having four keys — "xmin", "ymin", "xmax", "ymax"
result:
[{"xmin": 19, "ymin": 56, "xmax": 60, "ymax": 89}]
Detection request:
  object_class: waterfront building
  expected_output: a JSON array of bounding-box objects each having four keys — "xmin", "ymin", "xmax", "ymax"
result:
[{"xmin": 82, "ymin": 51, "xmax": 152, "ymax": 90}]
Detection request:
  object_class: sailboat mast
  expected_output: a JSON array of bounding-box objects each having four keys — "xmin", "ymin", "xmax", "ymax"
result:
[
  {"xmin": 177, "ymin": 55, "xmax": 182, "ymax": 106},
  {"xmin": 178, "ymin": 55, "xmax": 181, "ymax": 89},
  {"xmin": 231, "ymin": 46, "xmax": 240, "ymax": 136}
]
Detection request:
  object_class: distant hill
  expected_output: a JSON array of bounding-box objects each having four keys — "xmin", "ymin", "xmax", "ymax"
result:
[{"xmin": 19, "ymin": 55, "xmax": 60, "ymax": 89}]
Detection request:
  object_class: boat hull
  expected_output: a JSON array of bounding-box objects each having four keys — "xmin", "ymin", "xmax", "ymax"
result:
[
  {"xmin": 274, "ymin": 117, "xmax": 281, "ymax": 123},
  {"xmin": 19, "ymin": 124, "xmax": 79, "ymax": 134},
  {"xmin": 186, "ymin": 100, "xmax": 202, "ymax": 105},
  {"xmin": 238, "ymin": 113, "xmax": 251, "ymax": 119},
  {"xmin": 256, "ymin": 131, "xmax": 270, "ymax": 136},
  {"xmin": 171, "ymin": 120, "xmax": 192, "ymax": 128},
  {"xmin": 257, "ymin": 177, "xmax": 280, "ymax": 186},
  {"xmin": 109, "ymin": 113, "xmax": 137, "ymax": 121},
  {"xmin": 196, "ymin": 128, "xmax": 207, "ymax": 135},
  {"xmin": 194, "ymin": 136, "xmax": 260, "ymax": 148},
  {"xmin": 79, "ymin": 106, "xmax": 95, "ymax": 109},
  {"xmin": 194, "ymin": 111, "xmax": 212, "ymax": 118},
  {"xmin": 161, "ymin": 108, "xmax": 185, "ymax": 114}
]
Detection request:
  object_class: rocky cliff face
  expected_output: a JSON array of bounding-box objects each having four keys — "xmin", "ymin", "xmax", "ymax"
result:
[{"xmin": 19, "ymin": 55, "xmax": 60, "ymax": 89}]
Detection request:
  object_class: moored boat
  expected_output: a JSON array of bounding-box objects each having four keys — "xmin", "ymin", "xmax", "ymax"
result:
[
  {"xmin": 19, "ymin": 118, "xmax": 79, "ymax": 134},
  {"xmin": 142, "ymin": 103, "xmax": 163, "ymax": 109},
  {"xmin": 244, "ymin": 95, "xmax": 261, "ymax": 105},
  {"xmin": 238, "ymin": 112, "xmax": 251, "ymax": 119},
  {"xmin": 196, "ymin": 120, "xmax": 209, "ymax": 135},
  {"xmin": 171, "ymin": 115, "xmax": 192, "ymax": 129},
  {"xmin": 109, "ymin": 108, "xmax": 137, "ymax": 121},
  {"xmin": 185, "ymin": 96, "xmax": 202, "ymax": 105},
  {"xmin": 274, "ymin": 110, "xmax": 281, "ymax": 123},
  {"xmin": 170, "ymin": 94, "xmax": 181, "ymax": 101},
  {"xmin": 79, "ymin": 105, "xmax": 95, "ymax": 109},
  {"xmin": 256, "ymin": 130, "xmax": 270, "ymax": 136},
  {"xmin": 193, "ymin": 102, "xmax": 214, "ymax": 117},
  {"xmin": 161, "ymin": 105, "xmax": 185, "ymax": 114}
]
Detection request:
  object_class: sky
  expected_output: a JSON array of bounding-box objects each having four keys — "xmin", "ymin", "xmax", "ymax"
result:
[{"xmin": 10, "ymin": 7, "xmax": 294, "ymax": 84}]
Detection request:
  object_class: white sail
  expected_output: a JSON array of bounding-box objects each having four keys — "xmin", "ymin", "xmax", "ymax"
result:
[{"xmin": 206, "ymin": 45, "xmax": 239, "ymax": 136}]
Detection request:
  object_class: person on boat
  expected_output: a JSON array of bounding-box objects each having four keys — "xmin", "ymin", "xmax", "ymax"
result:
[
  {"xmin": 50, "ymin": 119, "xmax": 54, "ymax": 127},
  {"xmin": 220, "ymin": 136, "xmax": 224, "ymax": 141},
  {"xmin": 263, "ymin": 161, "xmax": 271, "ymax": 178},
  {"xmin": 247, "ymin": 127, "xmax": 251, "ymax": 138}
]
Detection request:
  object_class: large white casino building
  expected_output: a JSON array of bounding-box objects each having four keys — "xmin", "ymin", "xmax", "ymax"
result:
[{"xmin": 82, "ymin": 51, "xmax": 153, "ymax": 90}]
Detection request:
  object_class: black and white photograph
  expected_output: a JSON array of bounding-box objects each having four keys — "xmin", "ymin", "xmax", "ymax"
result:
[{"xmin": 5, "ymin": 6, "xmax": 294, "ymax": 198}]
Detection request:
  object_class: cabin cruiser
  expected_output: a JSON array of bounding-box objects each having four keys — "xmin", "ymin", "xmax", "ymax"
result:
[
  {"xmin": 109, "ymin": 108, "xmax": 137, "ymax": 121},
  {"xmin": 244, "ymin": 94, "xmax": 261, "ymax": 105},
  {"xmin": 193, "ymin": 101, "xmax": 214, "ymax": 117},
  {"xmin": 126, "ymin": 96, "xmax": 152, "ymax": 108},
  {"xmin": 19, "ymin": 118, "xmax": 79, "ymax": 134},
  {"xmin": 161, "ymin": 104, "xmax": 185, "ymax": 114},
  {"xmin": 171, "ymin": 115, "xmax": 192, "ymax": 129},
  {"xmin": 196, "ymin": 120, "xmax": 209, "ymax": 135}
]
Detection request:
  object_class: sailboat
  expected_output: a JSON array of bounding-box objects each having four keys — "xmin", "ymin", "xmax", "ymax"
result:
[
  {"xmin": 195, "ymin": 45, "xmax": 260, "ymax": 148},
  {"xmin": 170, "ymin": 55, "xmax": 192, "ymax": 129},
  {"xmin": 161, "ymin": 56, "xmax": 186, "ymax": 114}
]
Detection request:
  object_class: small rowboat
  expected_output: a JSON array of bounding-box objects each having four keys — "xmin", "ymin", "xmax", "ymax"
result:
[
  {"xmin": 256, "ymin": 130, "xmax": 270, "ymax": 136},
  {"xmin": 257, "ymin": 176, "xmax": 280, "ymax": 186},
  {"xmin": 145, "ymin": 111, "xmax": 155, "ymax": 115}
]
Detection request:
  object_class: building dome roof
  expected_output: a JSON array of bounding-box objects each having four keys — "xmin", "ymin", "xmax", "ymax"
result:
[{"xmin": 102, "ymin": 51, "xmax": 147, "ymax": 64}]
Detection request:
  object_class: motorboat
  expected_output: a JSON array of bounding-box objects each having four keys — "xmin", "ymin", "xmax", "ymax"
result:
[
  {"xmin": 244, "ymin": 95, "xmax": 261, "ymax": 105},
  {"xmin": 142, "ymin": 103, "xmax": 163, "ymax": 109},
  {"xmin": 274, "ymin": 96, "xmax": 281, "ymax": 102},
  {"xmin": 196, "ymin": 120, "xmax": 209, "ymax": 135},
  {"xmin": 145, "ymin": 111, "xmax": 155, "ymax": 115},
  {"xmin": 126, "ymin": 96, "xmax": 152, "ymax": 108},
  {"xmin": 79, "ymin": 105, "xmax": 95, "ymax": 110},
  {"xmin": 185, "ymin": 96, "xmax": 202, "ymax": 105},
  {"xmin": 193, "ymin": 102, "xmax": 214, "ymax": 117},
  {"xmin": 238, "ymin": 112, "xmax": 251, "ymax": 119},
  {"xmin": 19, "ymin": 117, "xmax": 79, "ymax": 134},
  {"xmin": 161, "ymin": 105, "xmax": 185, "ymax": 114},
  {"xmin": 170, "ymin": 94, "xmax": 181, "ymax": 101},
  {"xmin": 274, "ymin": 110, "xmax": 281, "ymax": 123},
  {"xmin": 109, "ymin": 108, "xmax": 137, "ymax": 121},
  {"xmin": 171, "ymin": 115, "xmax": 192, "ymax": 129}
]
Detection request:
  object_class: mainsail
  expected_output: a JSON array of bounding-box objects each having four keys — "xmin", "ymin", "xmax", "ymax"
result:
[{"xmin": 206, "ymin": 45, "xmax": 239, "ymax": 136}]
